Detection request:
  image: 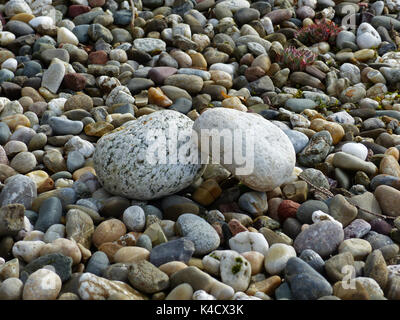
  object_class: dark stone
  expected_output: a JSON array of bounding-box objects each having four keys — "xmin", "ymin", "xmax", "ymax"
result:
[
  {"xmin": 369, "ymin": 218, "xmax": 393, "ymax": 235},
  {"xmin": 99, "ymin": 196, "xmax": 130, "ymax": 218},
  {"xmin": 35, "ymin": 197, "xmax": 63, "ymax": 232},
  {"xmin": 299, "ymin": 249, "xmax": 325, "ymax": 274},
  {"xmin": 285, "ymin": 257, "xmax": 332, "ymax": 300},
  {"xmin": 364, "ymin": 231, "xmax": 394, "ymax": 250},
  {"xmin": 85, "ymin": 251, "xmax": 110, "ymax": 276},
  {"xmin": 296, "ymin": 200, "xmax": 329, "ymax": 224},
  {"xmin": 149, "ymin": 238, "xmax": 195, "ymax": 267},
  {"xmin": 21, "ymin": 253, "xmax": 73, "ymax": 282}
]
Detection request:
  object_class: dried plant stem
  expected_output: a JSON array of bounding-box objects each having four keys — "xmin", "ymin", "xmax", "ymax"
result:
[
  {"xmin": 298, "ymin": 174, "xmax": 396, "ymax": 221},
  {"xmin": 129, "ymin": 0, "xmax": 136, "ymax": 37}
]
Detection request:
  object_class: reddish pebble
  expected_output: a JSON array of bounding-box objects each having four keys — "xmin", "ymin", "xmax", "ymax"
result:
[
  {"xmin": 0, "ymin": 13, "xmax": 6, "ymax": 26},
  {"xmin": 267, "ymin": 197, "xmax": 283, "ymax": 221},
  {"xmin": 89, "ymin": 0, "xmax": 106, "ymax": 7},
  {"xmin": 277, "ymin": 200, "xmax": 300, "ymax": 222},
  {"xmin": 63, "ymin": 73, "xmax": 87, "ymax": 91},
  {"xmin": 369, "ymin": 218, "xmax": 392, "ymax": 235},
  {"xmin": 148, "ymin": 67, "xmax": 178, "ymax": 85},
  {"xmin": 244, "ymin": 66, "xmax": 265, "ymax": 82},
  {"xmin": 68, "ymin": 5, "xmax": 91, "ymax": 18},
  {"xmin": 228, "ymin": 219, "xmax": 248, "ymax": 236},
  {"xmin": 212, "ymin": 223, "xmax": 224, "ymax": 244},
  {"xmin": 88, "ymin": 51, "xmax": 108, "ymax": 65},
  {"xmin": 240, "ymin": 53, "xmax": 254, "ymax": 66}
]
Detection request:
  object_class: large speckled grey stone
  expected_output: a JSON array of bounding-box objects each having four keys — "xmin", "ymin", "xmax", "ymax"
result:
[
  {"xmin": 0, "ymin": 174, "xmax": 37, "ymax": 209},
  {"xmin": 176, "ymin": 213, "xmax": 220, "ymax": 255},
  {"xmin": 93, "ymin": 110, "xmax": 204, "ymax": 200},
  {"xmin": 193, "ymin": 108, "xmax": 295, "ymax": 192}
]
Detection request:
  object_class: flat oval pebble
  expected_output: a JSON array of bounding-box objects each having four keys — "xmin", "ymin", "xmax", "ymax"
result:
[
  {"xmin": 294, "ymin": 221, "xmax": 344, "ymax": 258},
  {"xmin": 176, "ymin": 214, "xmax": 220, "ymax": 255}
]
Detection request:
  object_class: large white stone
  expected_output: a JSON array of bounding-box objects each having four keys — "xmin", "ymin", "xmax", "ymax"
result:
[
  {"xmin": 229, "ymin": 231, "xmax": 269, "ymax": 256},
  {"xmin": 0, "ymin": 32, "xmax": 16, "ymax": 46},
  {"xmin": 12, "ymin": 240, "xmax": 45, "ymax": 263},
  {"xmin": 341, "ymin": 142, "xmax": 368, "ymax": 160},
  {"xmin": 340, "ymin": 63, "xmax": 361, "ymax": 85},
  {"xmin": 57, "ymin": 27, "xmax": 79, "ymax": 46},
  {"xmin": 5, "ymin": 0, "xmax": 32, "ymax": 16},
  {"xmin": 93, "ymin": 110, "xmax": 205, "ymax": 200},
  {"xmin": 29, "ymin": 16, "xmax": 54, "ymax": 28},
  {"xmin": 193, "ymin": 108, "xmax": 296, "ymax": 191},
  {"xmin": 219, "ymin": 250, "xmax": 251, "ymax": 292},
  {"xmin": 264, "ymin": 243, "xmax": 296, "ymax": 275},
  {"xmin": 1, "ymin": 58, "xmax": 17, "ymax": 72},
  {"xmin": 29, "ymin": 16, "xmax": 49, "ymax": 28},
  {"xmin": 357, "ymin": 23, "xmax": 381, "ymax": 49}
]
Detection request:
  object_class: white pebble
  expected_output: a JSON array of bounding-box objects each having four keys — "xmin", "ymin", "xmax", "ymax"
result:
[
  {"xmin": 229, "ymin": 231, "xmax": 269, "ymax": 256},
  {"xmin": 341, "ymin": 142, "xmax": 368, "ymax": 160},
  {"xmin": 12, "ymin": 240, "xmax": 46, "ymax": 263},
  {"xmin": 356, "ymin": 22, "xmax": 381, "ymax": 49},
  {"xmin": 312, "ymin": 210, "xmax": 343, "ymax": 227},
  {"xmin": 1, "ymin": 58, "xmax": 17, "ymax": 72},
  {"xmin": 57, "ymin": 27, "xmax": 79, "ymax": 46},
  {"xmin": 0, "ymin": 32, "xmax": 16, "ymax": 46},
  {"xmin": 109, "ymin": 49, "xmax": 128, "ymax": 63},
  {"xmin": 0, "ymin": 278, "xmax": 23, "ymax": 300},
  {"xmin": 233, "ymin": 292, "xmax": 262, "ymax": 300},
  {"xmin": 48, "ymin": 98, "xmax": 67, "ymax": 116},
  {"xmin": 122, "ymin": 206, "xmax": 146, "ymax": 232},
  {"xmin": 264, "ymin": 243, "xmax": 296, "ymax": 275},
  {"xmin": 29, "ymin": 16, "xmax": 54, "ymax": 29},
  {"xmin": 192, "ymin": 290, "xmax": 216, "ymax": 300}
]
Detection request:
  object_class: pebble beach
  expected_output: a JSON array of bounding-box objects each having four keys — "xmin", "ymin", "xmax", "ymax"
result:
[{"xmin": 1, "ymin": 0, "xmax": 400, "ymax": 301}]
